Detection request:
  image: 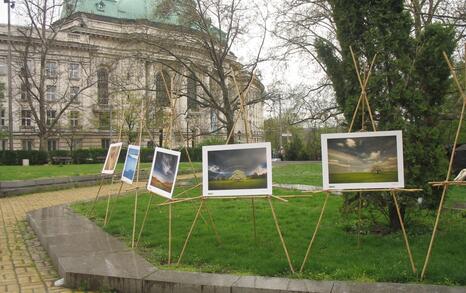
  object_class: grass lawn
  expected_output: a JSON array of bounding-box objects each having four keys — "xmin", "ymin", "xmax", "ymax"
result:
[
  {"xmin": 0, "ymin": 162, "xmax": 202, "ymax": 181},
  {"xmin": 72, "ymin": 162, "xmax": 465, "ymax": 286},
  {"xmin": 329, "ymin": 171, "xmax": 398, "ymax": 183},
  {"xmin": 209, "ymin": 178, "xmax": 267, "ymax": 190}
]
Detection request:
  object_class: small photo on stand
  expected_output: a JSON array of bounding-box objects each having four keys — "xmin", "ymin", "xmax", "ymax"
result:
[
  {"xmin": 321, "ymin": 130, "xmax": 404, "ymax": 190},
  {"xmin": 102, "ymin": 142, "xmax": 123, "ymax": 175},
  {"xmin": 203, "ymin": 142, "xmax": 273, "ymax": 197},
  {"xmin": 147, "ymin": 147, "xmax": 181, "ymax": 199},
  {"xmin": 121, "ymin": 145, "xmax": 140, "ymax": 185}
]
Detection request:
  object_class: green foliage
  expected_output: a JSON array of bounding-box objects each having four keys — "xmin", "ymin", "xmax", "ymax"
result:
[
  {"xmin": 286, "ymin": 132, "xmax": 309, "ymax": 161},
  {"xmin": 316, "ymin": 1, "xmax": 457, "ymax": 223},
  {"xmin": 0, "ymin": 150, "xmax": 48, "ymax": 165}
]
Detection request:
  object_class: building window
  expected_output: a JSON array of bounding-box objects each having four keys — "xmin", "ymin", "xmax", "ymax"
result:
[
  {"xmin": 156, "ymin": 71, "xmax": 170, "ymax": 107},
  {"xmin": 46, "ymin": 85, "xmax": 57, "ymax": 101},
  {"xmin": 99, "ymin": 112, "xmax": 110, "ymax": 129},
  {"xmin": 46, "ymin": 61, "xmax": 57, "ymax": 78},
  {"xmin": 101, "ymin": 138, "xmax": 110, "ymax": 149},
  {"xmin": 0, "ymin": 140, "xmax": 6, "ymax": 150},
  {"xmin": 47, "ymin": 139, "xmax": 58, "ymax": 151},
  {"xmin": 70, "ymin": 86, "xmax": 80, "ymax": 103},
  {"xmin": 46, "ymin": 110, "xmax": 56, "ymax": 126},
  {"xmin": 210, "ymin": 110, "xmax": 217, "ymax": 131},
  {"xmin": 0, "ymin": 109, "xmax": 5, "ymax": 126},
  {"xmin": 69, "ymin": 111, "xmax": 79, "ymax": 128},
  {"xmin": 97, "ymin": 67, "xmax": 109, "ymax": 104},
  {"xmin": 0, "ymin": 82, "xmax": 5, "ymax": 100},
  {"xmin": 0, "ymin": 62, "xmax": 6, "ymax": 76},
  {"xmin": 21, "ymin": 110, "xmax": 32, "ymax": 126},
  {"xmin": 21, "ymin": 83, "xmax": 28, "ymax": 101},
  {"xmin": 22, "ymin": 140, "xmax": 33, "ymax": 151},
  {"xmin": 71, "ymin": 139, "xmax": 82, "ymax": 150},
  {"xmin": 69, "ymin": 63, "xmax": 80, "ymax": 79},
  {"xmin": 187, "ymin": 74, "xmax": 198, "ymax": 111}
]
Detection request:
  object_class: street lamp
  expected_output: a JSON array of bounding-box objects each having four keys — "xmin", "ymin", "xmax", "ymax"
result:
[{"xmin": 5, "ymin": 0, "xmax": 15, "ymax": 150}]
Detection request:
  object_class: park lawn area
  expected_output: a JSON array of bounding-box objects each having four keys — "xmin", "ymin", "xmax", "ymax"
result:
[
  {"xmin": 209, "ymin": 178, "xmax": 267, "ymax": 190},
  {"xmin": 330, "ymin": 171, "xmax": 398, "ymax": 183},
  {"xmin": 0, "ymin": 162, "xmax": 202, "ymax": 181},
  {"xmin": 73, "ymin": 162, "xmax": 465, "ymax": 286}
]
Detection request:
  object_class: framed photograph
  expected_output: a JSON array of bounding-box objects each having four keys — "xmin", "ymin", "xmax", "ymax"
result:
[
  {"xmin": 121, "ymin": 145, "xmax": 140, "ymax": 184},
  {"xmin": 321, "ymin": 131, "xmax": 404, "ymax": 190},
  {"xmin": 147, "ymin": 147, "xmax": 181, "ymax": 199},
  {"xmin": 203, "ymin": 142, "xmax": 272, "ymax": 197},
  {"xmin": 102, "ymin": 142, "xmax": 123, "ymax": 175}
]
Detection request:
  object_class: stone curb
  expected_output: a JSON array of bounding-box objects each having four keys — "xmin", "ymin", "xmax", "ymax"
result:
[{"xmin": 26, "ymin": 205, "xmax": 465, "ymax": 293}]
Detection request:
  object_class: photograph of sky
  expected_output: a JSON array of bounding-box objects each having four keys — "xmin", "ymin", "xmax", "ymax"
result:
[
  {"xmin": 150, "ymin": 151, "xmax": 179, "ymax": 193},
  {"xmin": 327, "ymin": 136, "xmax": 399, "ymax": 183},
  {"xmin": 208, "ymin": 147, "xmax": 268, "ymax": 190},
  {"xmin": 122, "ymin": 147, "xmax": 139, "ymax": 182}
]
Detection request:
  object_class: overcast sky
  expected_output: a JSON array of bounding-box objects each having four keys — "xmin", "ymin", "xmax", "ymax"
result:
[{"xmin": 0, "ymin": 1, "xmax": 316, "ymax": 93}]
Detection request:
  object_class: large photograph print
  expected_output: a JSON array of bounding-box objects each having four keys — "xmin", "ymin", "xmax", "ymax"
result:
[
  {"xmin": 121, "ymin": 145, "xmax": 140, "ymax": 184},
  {"xmin": 102, "ymin": 142, "xmax": 123, "ymax": 174},
  {"xmin": 203, "ymin": 142, "xmax": 272, "ymax": 197},
  {"xmin": 147, "ymin": 147, "xmax": 181, "ymax": 199},
  {"xmin": 321, "ymin": 131, "xmax": 404, "ymax": 190}
]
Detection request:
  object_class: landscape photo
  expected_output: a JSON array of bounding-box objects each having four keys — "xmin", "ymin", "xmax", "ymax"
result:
[
  {"xmin": 121, "ymin": 145, "xmax": 140, "ymax": 184},
  {"xmin": 102, "ymin": 143, "xmax": 122, "ymax": 174},
  {"xmin": 322, "ymin": 131, "xmax": 404, "ymax": 189},
  {"xmin": 203, "ymin": 143, "xmax": 272, "ymax": 196},
  {"xmin": 147, "ymin": 148, "xmax": 180, "ymax": 198}
]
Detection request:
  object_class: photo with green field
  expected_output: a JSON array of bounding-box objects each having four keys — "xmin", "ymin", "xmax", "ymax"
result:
[
  {"xmin": 328, "ymin": 136, "xmax": 399, "ymax": 184},
  {"xmin": 150, "ymin": 151, "xmax": 178, "ymax": 193},
  {"xmin": 208, "ymin": 147, "xmax": 268, "ymax": 190}
]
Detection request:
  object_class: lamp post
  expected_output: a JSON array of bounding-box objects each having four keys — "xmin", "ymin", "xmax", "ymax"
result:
[{"xmin": 5, "ymin": 0, "xmax": 15, "ymax": 150}]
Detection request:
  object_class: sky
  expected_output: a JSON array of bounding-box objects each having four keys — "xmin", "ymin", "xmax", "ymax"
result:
[
  {"xmin": 0, "ymin": 1, "xmax": 313, "ymax": 92},
  {"xmin": 327, "ymin": 136, "xmax": 398, "ymax": 174},
  {"xmin": 208, "ymin": 147, "xmax": 267, "ymax": 179},
  {"xmin": 152, "ymin": 151, "xmax": 178, "ymax": 183}
]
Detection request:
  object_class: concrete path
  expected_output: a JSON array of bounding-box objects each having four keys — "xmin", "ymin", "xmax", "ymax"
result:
[{"xmin": 0, "ymin": 182, "xmax": 139, "ymax": 292}]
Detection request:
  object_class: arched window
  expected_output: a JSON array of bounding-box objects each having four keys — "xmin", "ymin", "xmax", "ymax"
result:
[
  {"xmin": 97, "ymin": 67, "xmax": 109, "ymax": 104},
  {"xmin": 156, "ymin": 71, "xmax": 170, "ymax": 107},
  {"xmin": 187, "ymin": 73, "xmax": 198, "ymax": 111}
]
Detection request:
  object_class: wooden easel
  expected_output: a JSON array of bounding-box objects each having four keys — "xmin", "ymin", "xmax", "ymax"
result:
[
  {"xmin": 299, "ymin": 47, "xmax": 417, "ymax": 274},
  {"xmin": 173, "ymin": 71, "xmax": 296, "ymax": 273},
  {"xmin": 420, "ymin": 47, "xmax": 466, "ymax": 280}
]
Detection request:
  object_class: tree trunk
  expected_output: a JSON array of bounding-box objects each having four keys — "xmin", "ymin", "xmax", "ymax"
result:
[
  {"xmin": 226, "ymin": 116, "xmax": 235, "ymax": 144},
  {"xmin": 39, "ymin": 134, "xmax": 47, "ymax": 151},
  {"xmin": 388, "ymin": 202, "xmax": 405, "ymax": 231}
]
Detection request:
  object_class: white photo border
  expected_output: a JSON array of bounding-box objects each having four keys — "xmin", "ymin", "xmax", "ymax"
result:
[
  {"xmin": 147, "ymin": 147, "xmax": 181, "ymax": 199},
  {"xmin": 101, "ymin": 142, "xmax": 123, "ymax": 175},
  {"xmin": 321, "ymin": 130, "xmax": 404, "ymax": 190},
  {"xmin": 121, "ymin": 145, "xmax": 141, "ymax": 185},
  {"xmin": 202, "ymin": 142, "xmax": 273, "ymax": 197}
]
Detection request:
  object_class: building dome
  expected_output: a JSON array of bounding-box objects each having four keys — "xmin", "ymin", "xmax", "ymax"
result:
[{"xmin": 62, "ymin": 0, "xmax": 181, "ymax": 26}]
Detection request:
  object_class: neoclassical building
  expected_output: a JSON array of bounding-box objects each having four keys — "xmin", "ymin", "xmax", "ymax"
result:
[{"xmin": 0, "ymin": 0, "xmax": 264, "ymax": 151}]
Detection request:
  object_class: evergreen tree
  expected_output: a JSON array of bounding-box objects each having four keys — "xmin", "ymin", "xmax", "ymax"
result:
[{"xmin": 316, "ymin": 0, "xmax": 456, "ymax": 230}]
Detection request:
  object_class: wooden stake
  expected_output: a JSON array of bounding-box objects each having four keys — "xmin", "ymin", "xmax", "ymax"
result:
[
  {"xmin": 421, "ymin": 50, "xmax": 466, "ymax": 280},
  {"xmin": 251, "ymin": 198, "xmax": 257, "ymax": 243},
  {"xmin": 136, "ymin": 194, "xmax": 154, "ymax": 247},
  {"xmin": 203, "ymin": 200, "xmax": 222, "ymax": 245},
  {"xmin": 87, "ymin": 176, "xmax": 105, "ymax": 217},
  {"xmin": 104, "ymin": 182, "xmax": 124, "ymax": 226},
  {"xmin": 268, "ymin": 197, "xmax": 295, "ymax": 273},
  {"xmin": 357, "ymin": 192, "xmax": 362, "ymax": 248},
  {"xmin": 299, "ymin": 192, "xmax": 329, "ymax": 273},
  {"xmin": 177, "ymin": 199, "xmax": 204, "ymax": 265},
  {"xmin": 391, "ymin": 191, "xmax": 416, "ymax": 274},
  {"xmin": 168, "ymin": 203, "xmax": 172, "ymax": 265}
]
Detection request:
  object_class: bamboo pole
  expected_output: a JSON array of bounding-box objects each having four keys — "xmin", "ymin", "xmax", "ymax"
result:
[
  {"xmin": 421, "ymin": 50, "xmax": 466, "ymax": 280},
  {"xmin": 87, "ymin": 176, "xmax": 105, "ymax": 217},
  {"xmin": 391, "ymin": 191, "xmax": 417, "ymax": 274},
  {"xmin": 177, "ymin": 199, "xmax": 205, "ymax": 265},
  {"xmin": 203, "ymin": 200, "xmax": 222, "ymax": 245},
  {"xmin": 136, "ymin": 194, "xmax": 154, "ymax": 247},
  {"xmin": 357, "ymin": 192, "xmax": 362, "ymax": 248},
  {"xmin": 268, "ymin": 197, "xmax": 295, "ymax": 273},
  {"xmin": 251, "ymin": 198, "xmax": 257, "ymax": 243},
  {"xmin": 299, "ymin": 192, "xmax": 329, "ymax": 273},
  {"xmin": 104, "ymin": 182, "xmax": 124, "ymax": 226},
  {"xmin": 168, "ymin": 203, "xmax": 172, "ymax": 265}
]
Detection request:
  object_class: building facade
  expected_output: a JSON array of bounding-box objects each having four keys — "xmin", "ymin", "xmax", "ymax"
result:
[{"xmin": 0, "ymin": 0, "xmax": 264, "ymax": 151}]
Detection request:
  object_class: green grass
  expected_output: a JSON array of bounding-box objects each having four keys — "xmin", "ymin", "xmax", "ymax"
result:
[
  {"xmin": 72, "ymin": 162, "xmax": 466, "ymax": 286},
  {"xmin": 330, "ymin": 172, "xmax": 398, "ymax": 183},
  {"xmin": 0, "ymin": 162, "xmax": 201, "ymax": 181},
  {"xmin": 209, "ymin": 178, "xmax": 267, "ymax": 190}
]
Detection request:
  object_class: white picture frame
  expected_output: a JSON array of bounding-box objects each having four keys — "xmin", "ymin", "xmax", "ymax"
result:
[
  {"xmin": 147, "ymin": 147, "xmax": 181, "ymax": 199},
  {"xmin": 202, "ymin": 142, "xmax": 273, "ymax": 197},
  {"xmin": 101, "ymin": 142, "xmax": 123, "ymax": 175},
  {"xmin": 121, "ymin": 145, "xmax": 140, "ymax": 185},
  {"xmin": 321, "ymin": 130, "xmax": 404, "ymax": 190}
]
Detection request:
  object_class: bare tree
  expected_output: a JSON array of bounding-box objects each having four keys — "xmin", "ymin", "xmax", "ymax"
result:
[
  {"xmin": 130, "ymin": 0, "xmax": 268, "ymax": 143},
  {"xmin": 13, "ymin": 0, "xmax": 101, "ymax": 150}
]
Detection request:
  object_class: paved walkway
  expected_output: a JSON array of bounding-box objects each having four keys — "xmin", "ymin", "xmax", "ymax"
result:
[{"xmin": 0, "ymin": 182, "xmax": 139, "ymax": 293}]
